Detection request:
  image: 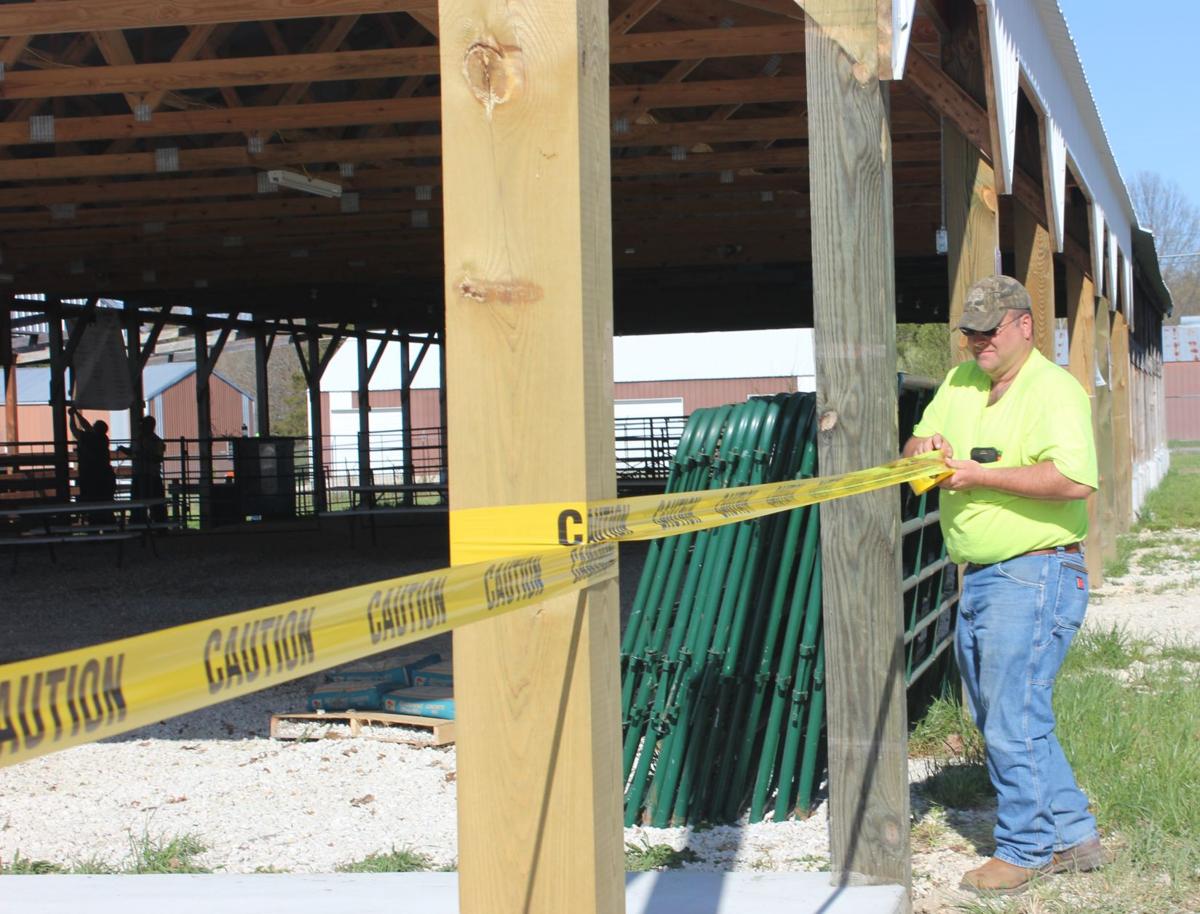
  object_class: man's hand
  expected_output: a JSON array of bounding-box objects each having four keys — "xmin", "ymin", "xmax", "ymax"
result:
[
  {"xmin": 939, "ymin": 457, "xmax": 985, "ymax": 491},
  {"xmin": 903, "ymin": 433, "xmax": 953, "ymax": 459}
]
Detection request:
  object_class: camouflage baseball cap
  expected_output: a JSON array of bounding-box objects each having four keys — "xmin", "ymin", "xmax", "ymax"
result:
[{"xmin": 957, "ymin": 275, "xmax": 1032, "ymax": 332}]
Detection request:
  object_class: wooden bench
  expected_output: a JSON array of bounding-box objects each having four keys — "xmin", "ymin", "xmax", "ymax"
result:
[
  {"xmin": 319, "ymin": 503, "xmax": 446, "ymax": 545},
  {"xmin": 0, "ymin": 529, "xmax": 141, "ymax": 571},
  {"xmin": 0, "ymin": 497, "xmax": 170, "ymax": 570},
  {"xmin": 320, "ymin": 483, "xmax": 447, "ymax": 545}
]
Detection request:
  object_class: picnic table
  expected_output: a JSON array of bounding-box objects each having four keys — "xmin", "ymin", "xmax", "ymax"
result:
[
  {"xmin": 322, "ymin": 483, "xmax": 448, "ymax": 545},
  {"xmin": 0, "ymin": 498, "xmax": 172, "ymax": 570}
]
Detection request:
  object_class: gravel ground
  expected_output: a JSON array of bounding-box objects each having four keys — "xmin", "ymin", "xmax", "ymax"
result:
[{"xmin": 0, "ymin": 520, "xmax": 1196, "ymax": 903}]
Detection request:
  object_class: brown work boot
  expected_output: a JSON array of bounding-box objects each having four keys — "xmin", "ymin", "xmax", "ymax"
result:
[
  {"xmin": 1047, "ymin": 837, "xmax": 1110, "ymax": 874},
  {"xmin": 959, "ymin": 857, "xmax": 1042, "ymax": 895}
]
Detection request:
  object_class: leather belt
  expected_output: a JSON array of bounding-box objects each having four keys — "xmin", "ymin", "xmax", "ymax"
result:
[
  {"xmin": 965, "ymin": 542, "xmax": 1082, "ymax": 574},
  {"xmin": 1018, "ymin": 542, "xmax": 1082, "ymax": 559}
]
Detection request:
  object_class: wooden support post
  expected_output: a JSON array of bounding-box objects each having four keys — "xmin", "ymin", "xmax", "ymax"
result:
[
  {"xmin": 194, "ymin": 324, "xmax": 214, "ymax": 527},
  {"xmin": 805, "ymin": 4, "xmax": 910, "ymax": 893},
  {"xmin": 400, "ymin": 339, "xmax": 414, "ymax": 504},
  {"xmin": 944, "ymin": 127, "xmax": 999, "ymax": 362},
  {"xmin": 437, "ymin": 331, "xmax": 447, "ymax": 486},
  {"xmin": 356, "ymin": 330, "xmax": 373, "ymax": 495},
  {"xmin": 1014, "ymin": 202, "xmax": 1055, "ymax": 360},
  {"xmin": 125, "ymin": 300, "xmax": 145, "ymax": 449},
  {"xmin": 1110, "ymin": 310, "xmax": 1132, "ymax": 532},
  {"xmin": 941, "ymin": 5, "xmax": 997, "ymax": 364},
  {"xmin": 1093, "ymin": 302, "xmax": 1116, "ymax": 564},
  {"xmin": 306, "ymin": 320, "xmax": 327, "ymax": 514},
  {"xmin": 254, "ymin": 326, "xmax": 272, "ymax": 436},
  {"xmin": 438, "ymin": 0, "xmax": 623, "ymax": 911},
  {"xmin": 1, "ymin": 302, "xmax": 16, "ymax": 448},
  {"xmin": 1065, "ymin": 262, "xmax": 1102, "ymax": 583},
  {"xmin": 47, "ymin": 301, "xmax": 70, "ymax": 502}
]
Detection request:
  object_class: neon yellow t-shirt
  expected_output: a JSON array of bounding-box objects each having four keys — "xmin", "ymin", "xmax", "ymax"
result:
[{"xmin": 912, "ymin": 348, "xmax": 1097, "ymax": 565}]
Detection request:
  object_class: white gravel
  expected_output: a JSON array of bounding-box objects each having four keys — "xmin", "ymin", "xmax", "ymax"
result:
[{"xmin": 0, "ymin": 522, "xmax": 1196, "ymax": 896}]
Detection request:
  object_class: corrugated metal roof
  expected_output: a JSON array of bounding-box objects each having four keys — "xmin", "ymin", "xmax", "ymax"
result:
[
  {"xmin": 997, "ymin": 1, "xmax": 1134, "ymax": 242},
  {"xmin": 992, "ymin": 1, "xmax": 1170, "ymax": 316},
  {"xmin": 1, "ymin": 362, "xmax": 253, "ymax": 404}
]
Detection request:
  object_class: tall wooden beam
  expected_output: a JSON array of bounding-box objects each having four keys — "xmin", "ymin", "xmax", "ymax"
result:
[
  {"xmin": 254, "ymin": 327, "xmax": 272, "ymax": 437},
  {"xmin": 0, "ymin": 0, "xmax": 427, "ymax": 37},
  {"xmin": 194, "ymin": 324, "xmax": 214, "ymax": 526},
  {"xmin": 0, "ymin": 303, "xmax": 15, "ymax": 448},
  {"xmin": 1110, "ymin": 310, "xmax": 1132, "ymax": 532},
  {"xmin": 944, "ymin": 124, "xmax": 997, "ymax": 361},
  {"xmin": 437, "ymin": 332, "xmax": 447, "ymax": 486},
  {"xmin": 1014, "ymin": 201, "xmax": 1055, "ymax": 360},
  {"xmin": 124, "ymin": 300, "xmax": 145, "ymax": 449},
  {"xmin": 305, "ymin": 321, "xmax": 329, "ymax": 514},
  {"xmin": 805, "ymin": 1, "xmax": 910, "ymax": 893},
  {"xmin": 1065, "ymin": 262, "xmax": 1102, "ymax": 583},
  {"xmin": 438, "ymin": 0, "xmax": 622, "ymax": 913},
  {"xmin": 1093, "ymin": 301, "xmax": 1117, "ymax": 564},
  {"xmin": 399, "ymin": 340, "xmax": 415, "ymax": 504},
  {"xmin": 355, "ymin": 331, "xmax": 373, "ymax": 495},
  {"xmin": 47, "ymin": 302, "xmax": 70, "ymax": 501}
]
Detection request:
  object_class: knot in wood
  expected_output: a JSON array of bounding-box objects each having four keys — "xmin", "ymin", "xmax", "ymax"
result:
[
  {"xmin": 979, "ymin": 185, "xmax": 998, "ymax": 213},
  {"xmin": 818, "ymin": 410, "xmax": 839, "ymax": 433},
  {"xmin": 463, "ymin": 40, "xmax": 523, "ymax": 118}
]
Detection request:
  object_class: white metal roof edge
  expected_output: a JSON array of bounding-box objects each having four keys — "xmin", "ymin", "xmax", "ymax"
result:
[{"xmin": 991, "ymin": 0, "xmax": 1136, "ymax": 262}]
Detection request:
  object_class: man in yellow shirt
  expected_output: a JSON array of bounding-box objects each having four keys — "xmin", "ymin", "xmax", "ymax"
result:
[{"xmin": 904, "ymin": 275, "xmax": 1107, "ymax": 894}]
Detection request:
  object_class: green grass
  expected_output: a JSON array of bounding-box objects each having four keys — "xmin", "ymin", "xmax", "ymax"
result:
[
  {"xmin": 1061, "ymin": 625, "xmax": 1152, "ymax": 673},
  {"xmin": 0, "ymin": 853, "xmax": 66, "ymax": 875},
  {"xmin": 127, "ymin": 832, "xmax": 210, "ymax": 874},
  {"xmin": 0, "ymin": 832, "xmax": 204, "ymax": 876},
  {"xmin": 624, "ymin": 840, "xmax": 698, "ymax": 872},
  {"xmin": 1104, "ymin": 455, "xmax": 1200, "ymax": 578},
  {"xmin": 1104, "ymin": 532, "xmax": 1138, "ymax": 578},
  {"xmin": 909, "ymin": 696, "xmax": 984, "ymax": 762},
  {"xmin": 1137, "ymin": 453, "xmax": 1200, "ymax": 530},
  {"xmin": 335, "ymin": 847, "xmax": 436, "ymax": 873}
]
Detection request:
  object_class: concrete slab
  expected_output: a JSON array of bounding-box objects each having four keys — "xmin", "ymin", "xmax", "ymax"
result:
[{"xmin": 5, "ymin": 871, "xmax": 905, "ymax": 914}]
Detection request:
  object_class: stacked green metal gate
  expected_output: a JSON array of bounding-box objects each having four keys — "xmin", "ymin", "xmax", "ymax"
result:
[{"xmin": 620, "ymin": 380, "xmax": 957, "ymax": 826}]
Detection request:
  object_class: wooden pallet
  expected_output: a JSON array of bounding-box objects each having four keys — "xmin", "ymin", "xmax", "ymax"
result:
[{"xmin": 269, "ymin": 710, "xmax": 456, "ymax": 746}]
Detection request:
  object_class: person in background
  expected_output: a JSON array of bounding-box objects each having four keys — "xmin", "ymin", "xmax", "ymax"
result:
[
  {"xmin": 68, "ymin": 406, "xmax": 116, "ymax": 524},
  {"xmin": 902, "ymin": 275, "xmax": 1108, "ymax": 895},
  {"xmin": 120, "ymin": 414, "xmax": 167, "ymax": 523}
]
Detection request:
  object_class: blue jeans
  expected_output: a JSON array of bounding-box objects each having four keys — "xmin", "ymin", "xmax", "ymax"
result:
[{"xmin": 956, "ymin": 547, "xmax": 1098, "ymax": 868}]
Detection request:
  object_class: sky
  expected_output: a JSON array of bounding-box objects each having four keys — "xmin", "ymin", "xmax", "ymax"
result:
[{"xmin": 1055, "ymin": 0, "xmax": 1200, "ymax": 217}]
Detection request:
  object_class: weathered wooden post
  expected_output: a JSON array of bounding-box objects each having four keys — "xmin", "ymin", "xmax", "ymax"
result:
[
  {"xmin": 438, "ymin": 1, "xmax": 624, "ymax": 912},
  {"xmin": 1014, "ymin": 204, "xmax": 1056, "ymax": 360},
  {"xmin": 1110, "ymin": 310, "xmax": 1133, "ymax": 530},
  {"xmin": 1065, "ymin": 263, "xmax": 1103, "ymax": 583},
  {"xmin": 356, "ymin": 330, "xmax": 372, "ymax": 494},
  {"xmin": 1094, "ymin": 300, "xmax": 1117, "ymax": 562},
  {"xmin": 1, "ymin": 299, "xmax": 17, "ymax": 447},
  {"xmin": 254, "ymin": 325, "xmax": 272, "ymax": 437},
  {"xmin": 805, "ymin": 0, "xmax": 910, "ymax": 897},
  {"xmin": 943, "ymin": 3, "xmax": 999, "ymax": 364}
]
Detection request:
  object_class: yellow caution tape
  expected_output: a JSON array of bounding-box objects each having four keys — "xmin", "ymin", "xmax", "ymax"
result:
[
  {"xmin": 0, "ymin": 541, "xmax": 619, "ymax": 768},
  {"xmin": 0, "ymin": 450, "xmax": 949, "ymax": 769},
  {"xmin": 450, "ymin": 451, "xmax": 952, "ymax": 564}
]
